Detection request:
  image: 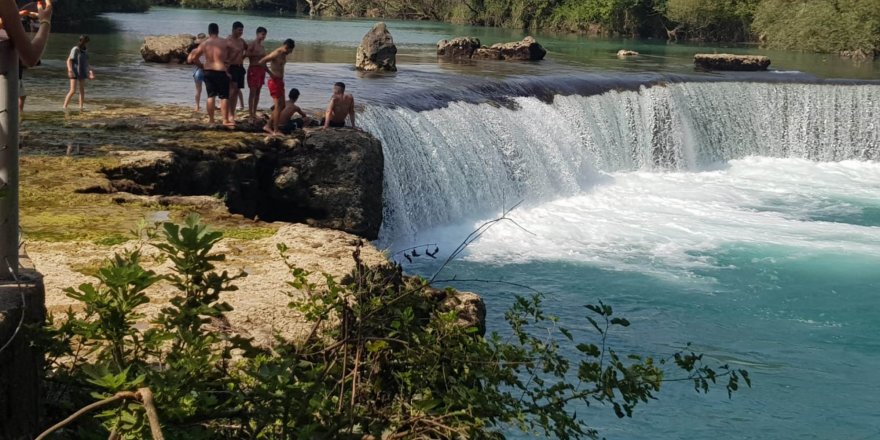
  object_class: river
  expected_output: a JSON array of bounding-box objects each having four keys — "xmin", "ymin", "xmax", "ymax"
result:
[{"xmin": 29, "ymin": 7, "xmax": 880, "ymax": 440}]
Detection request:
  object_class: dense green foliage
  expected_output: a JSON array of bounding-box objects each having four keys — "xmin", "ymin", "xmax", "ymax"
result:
[
  {"xmin": 752, "ymin": 0, "xmax": 880, "ymax": 56},
  {"xmin": 41, "ymin": 215, "xmax": 748, "ymax": 439}
]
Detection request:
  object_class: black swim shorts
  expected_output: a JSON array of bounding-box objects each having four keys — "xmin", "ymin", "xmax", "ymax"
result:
[
  {"xmin": 204, "ymin": 70, "xmax": 230, "ymax": 99},
  {"xmin": 229, "ymin": 65, "xmax": 246, "ymax": 89}
]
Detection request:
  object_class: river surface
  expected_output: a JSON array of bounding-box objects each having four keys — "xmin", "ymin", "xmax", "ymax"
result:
[{"xmin": 28, "ymin": 7, "xmax": 880, "ymax": 440}]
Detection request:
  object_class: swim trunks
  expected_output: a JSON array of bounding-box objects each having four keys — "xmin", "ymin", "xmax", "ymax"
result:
[
  {"xmin": 204, "ymin": 70, "xmax": 230, "ymax": 99},
  {"xmin": 281, "ymin": 118, "xmax": 304, "ymax": 134},
  {"xmin": 320, "ymin": 118, "xmax": 346, "ymax": 128},
  {"xmin": 268, "ymin": 76, "xmax": 285, "ymax": 99},
  {"xmin": 247, "ymin": 65, "xmax": 266, "ymax": 89},
  {"xmin": 229, "ymin": 64, "xmax": 246, "ymax": 89},
  {"xmin": 193, "ymin": 67, "xmax": 205, "ymax": 83}
]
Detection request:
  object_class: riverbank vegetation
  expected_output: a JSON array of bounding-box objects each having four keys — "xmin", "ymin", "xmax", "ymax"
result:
[
  {"xmin": 39, "ymin": 215, "xmax": 749, "ymax": 439},
  {"xmin": 130, "ymin": 0, "xmax": 879, "ymax": 56}
]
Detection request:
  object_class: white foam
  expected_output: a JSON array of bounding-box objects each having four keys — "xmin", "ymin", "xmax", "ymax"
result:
[{"xmin": 454, "ymin": 158, "xmax": 880, "ymax": 277}]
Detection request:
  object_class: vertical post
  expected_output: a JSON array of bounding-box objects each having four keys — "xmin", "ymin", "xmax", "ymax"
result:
[{"xmin": 0, "ymin": 40, "xmax": 19, "ymax": 279}]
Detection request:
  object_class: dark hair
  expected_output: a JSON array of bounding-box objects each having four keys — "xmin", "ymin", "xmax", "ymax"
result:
[
  {"xmin": 233, "ymin": 21, "xmax": 244, "ymax": 30},
  {"xmin": 208, "ymin": 23, "xmax": 219, "ymax": 35},
  {"xmin": 257, "ymin": 27, "xmax": 267, "ymax": 35},
  {"xmin": 288, "ymin": 88, "xmax": 300, "ymax": 101},
  {"xmin": 334, "ymin": 82, "xmax": 345, "ymax": 92},
  {"xmin": 284, "ymin": 39, "xmax": 295, "ymax": 49},
  {"xmin": 78, "ymin": 35, "xmax": 91, "ymax": 48}
]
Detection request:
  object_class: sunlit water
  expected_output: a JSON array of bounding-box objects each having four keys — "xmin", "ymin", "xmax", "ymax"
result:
[{"xmin": 25, "ymin": 7, "xmax": 880, "ymax": 439}]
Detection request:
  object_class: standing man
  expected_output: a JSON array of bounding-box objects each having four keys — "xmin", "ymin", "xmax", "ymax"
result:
[
  {"xmin": 259, "ymin": 38, "xmax": 295, "ymax": 135},
  {"xmin": 322, "ymin": 82, "xmax": 356, "ymax": 129},
  {"xmin": 245, "ymin": 26, "xmax": 267, "ymax": 122},
  {"xmin": 226, "ymin": 21, "xmax": 247, "ymax": 123},
  {"xmin": 187, "ymin": 23, "xmax": 233, "ymax": 127}
]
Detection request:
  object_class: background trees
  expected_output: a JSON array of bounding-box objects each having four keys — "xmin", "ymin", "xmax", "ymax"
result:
[{"xmin": 53, "ymin": 0, "xmax": 880, "ymax": 56}]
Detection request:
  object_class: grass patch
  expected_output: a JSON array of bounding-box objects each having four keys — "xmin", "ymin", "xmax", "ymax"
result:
[{"xmin": 220, "ymin": 226, "xmax": 278, "ymax": 240}]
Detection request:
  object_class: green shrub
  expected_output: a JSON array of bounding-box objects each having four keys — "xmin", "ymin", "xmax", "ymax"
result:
[{"xmin": 42, "ymin": 215, "xmax": 748, "ymax": 439}]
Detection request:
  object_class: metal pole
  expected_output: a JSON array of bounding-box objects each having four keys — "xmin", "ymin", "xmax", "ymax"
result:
[{"xmin": 0, "ymin": 41, "xmax": 19, "ymax": 279}]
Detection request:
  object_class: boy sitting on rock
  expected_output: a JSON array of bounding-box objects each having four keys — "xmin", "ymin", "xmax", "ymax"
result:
[{"xmin": 278, "ymin": 88, "xmax": 314, "ymax": 134}]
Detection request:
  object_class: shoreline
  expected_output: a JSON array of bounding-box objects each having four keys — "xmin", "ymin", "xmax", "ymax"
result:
[{"xmin": 21, "ymin": 102, "xmax": 390, "ymax": 342}]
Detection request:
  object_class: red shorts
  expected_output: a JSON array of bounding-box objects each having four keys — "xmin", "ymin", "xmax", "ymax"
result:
[
  {"xmin": 268, "ymin": 77, "xmax": 285, "ymax": 99},
  {"xmin": 247, "ymin": 65, "xmax": 266, "ymax": 89}
]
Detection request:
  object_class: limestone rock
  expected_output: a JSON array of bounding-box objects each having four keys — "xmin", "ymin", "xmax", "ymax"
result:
[
  {"xmin": 617, "ymin": 49, "xmax": 639, "ymax": 57},
  {"xmin": 437, "ymin": 36, "xmax": 482, "ymax": 59},
  {"xmin": 441, "ymin": 291, "xmax": 487, "ymax": 336},
  {"xmin": 473, "ymin": 47, "xmax": 502, "ymax": 60},
  {"xmin": 93, "ymin": 129, "xmax": 384, "ymax": 239},
  {"xmin": 141, "ymin": 34, "xmax": 197, "ymax": 64},
  {"xmin": 280, "ymin": 129, "xmax": 384, "ymax": 238},
  {"xmin": 438, "ymin": 36, "xmax": 546, "ymax": 61},
  {"xmin": 355, "ymin": 22, "xmax": 398, "ymax": 72},
  {"xmin": 489, "ymin": 36, "xmax": 547, "ymax": 61},
  {"xmin": 694, "ymin": 53, "xmax": 771, "ymax": 71}
]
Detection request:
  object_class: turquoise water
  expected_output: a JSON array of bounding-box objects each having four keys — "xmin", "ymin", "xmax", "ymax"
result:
[
  {"xmin": 397, "ymin": 158, "xmax": 880, "ymax": 439},
  {"xmin": 30, "ymin": 7, "xmax": 880, "ymax": 439}
]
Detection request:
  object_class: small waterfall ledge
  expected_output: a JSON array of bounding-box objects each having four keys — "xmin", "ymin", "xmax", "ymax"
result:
[{"xmin": 361, "ymin": 81, "xmax": 880, "ymax": 242}]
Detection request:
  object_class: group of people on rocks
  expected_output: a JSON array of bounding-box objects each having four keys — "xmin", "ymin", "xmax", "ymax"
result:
[{"xmin": 187, "ymin": 22, "xmax": 357, "ymax": 135}]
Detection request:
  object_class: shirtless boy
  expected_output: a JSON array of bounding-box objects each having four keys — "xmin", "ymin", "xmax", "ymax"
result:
[
  {"xmin": 246, "ymin": 26, "xmax": 268, "ymax": 121},
  {"xmin": 187, "ymin": 23, "xmax": 233, "ymax": 127},
  {"xmin": 278, "ymin": 88, "xmax": 311, "ymax": 134},
  {"xmin": 259, "ymin": 39, "xmax": 295, "ymax": 135},
  {"xmin": 323, "ymin": 82, "xmax": 356, "ymax": 129},
  {"xmin": 227, "ymin": 21, "xmax": 247, "ymax": 122}
]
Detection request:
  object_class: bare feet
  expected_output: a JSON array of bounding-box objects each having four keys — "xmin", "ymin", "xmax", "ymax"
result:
[
  {"xmin": 262, "ymin": 124, "xmax": 274, "ymax": 135},
  {"xmin": 223, "ymin": 121, "xmax": 236, "ymax": 128}
]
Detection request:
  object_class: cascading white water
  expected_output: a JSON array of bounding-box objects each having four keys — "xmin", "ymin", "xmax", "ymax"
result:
[{"xmin": 359, "ymin": 81, "xmax": 880, "ymax": 243}]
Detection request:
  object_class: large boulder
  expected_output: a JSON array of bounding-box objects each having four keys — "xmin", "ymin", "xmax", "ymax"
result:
[
  {"xmin": 355, "ymin": 22, "xmax": 397, "ymax": 72},
  {"xmin": 488, "ymin": 36, "xmax": 547, "ymax": 61},
  {"xmin": 141, "ymin": 34, "xmax": 197, "ymax": 64},
  {"xmin": 438, "ymin": 36, "xmax": 546, "ymax": 61},
  {"xmin": 437, "ymin": 36, "xmax": 482, "ymax": 59},
  {"xmin": 267, "ymin": 129, "xmax": 384, "ymax": 238},
  {"xmin": 694, "ymin": 53, "xmax": 771, "ymax": 71}
]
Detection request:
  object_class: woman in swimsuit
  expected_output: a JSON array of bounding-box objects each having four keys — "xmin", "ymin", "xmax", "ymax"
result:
[{"xmin": 62, "ymin": 34, "xmax": 94, "ymax": 111}]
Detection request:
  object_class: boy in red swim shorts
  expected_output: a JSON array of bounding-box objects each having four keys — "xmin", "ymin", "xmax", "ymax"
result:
[
  {"xmin": 259, "ymin": 38, "xmax": 295, "ymax": 135},
  {"xmin": 245, "ymin": 26, "xmax": 268, "ymax": 121}
]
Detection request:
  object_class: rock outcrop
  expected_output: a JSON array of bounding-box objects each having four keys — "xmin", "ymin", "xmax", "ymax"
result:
[
  {"xmin": 437, "ymin": 36, "xmax": 482, "ymax": 59},
  {"xmin": 694, "ymin": 53, "xmax": 771, "ymax": 71},
  {"xmin": 141, "ymin": 34, "xmax": 198, "ymax": 64},
  {"xmin": 355, "ymin": 22, "xmax": 398, "ymax": 72},
  {"xmin": 83, "ymin": 129, "xmax": 384, "ymax": 240},
  {"xmin": 439, "ymin": 36, "xmax": 546, "ymax": 61}
]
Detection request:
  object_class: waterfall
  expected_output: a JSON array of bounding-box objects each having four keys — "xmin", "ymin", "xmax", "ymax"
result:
[{"xmin": 359, "ymin": 80, "xmax": 880, "ymax": 243}]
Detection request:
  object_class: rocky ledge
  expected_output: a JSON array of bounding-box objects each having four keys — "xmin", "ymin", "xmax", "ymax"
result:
[
  {"xmin": 21, "ymin": 105, "xmax": 487, "ymax": 346},
  {"xmin": 694, "ymin": 53, "xmax": 771, "ymax": 71},
  {"xmin": 22, "ymin": 106, "xmax": 383, "ymax": 239},
  {"xmin": 80, "ymin": 129, "xmax": 384, "ymax": 239},
  {"xmin": 438, "ymin": 36, "xmax": 547, "ymax": 61}
]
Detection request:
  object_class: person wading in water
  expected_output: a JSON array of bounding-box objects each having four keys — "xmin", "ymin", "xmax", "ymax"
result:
[{"xmin": 62, "ymin": 34, "xmax": 94, "ymax": 111}]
